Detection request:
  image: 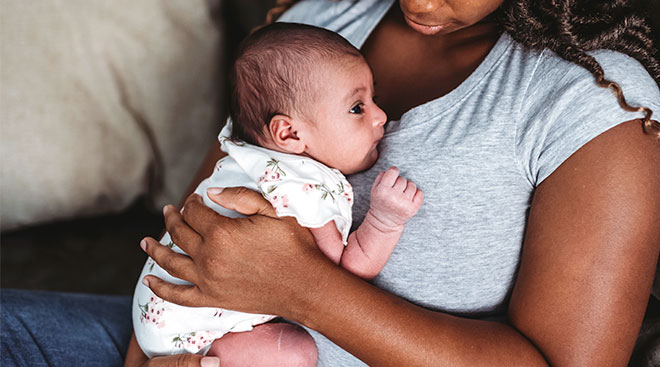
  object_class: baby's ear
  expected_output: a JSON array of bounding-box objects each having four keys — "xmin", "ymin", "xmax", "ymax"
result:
[{"xmin": 268, "ymin": 114, "xmax": 306, "ymax": 154}]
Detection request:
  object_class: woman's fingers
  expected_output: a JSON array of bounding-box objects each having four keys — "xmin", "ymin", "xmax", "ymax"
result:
[
  {"xmin": 143, "ymin": 353, "xmax": 219, "ymax": 367},
  {"xmin": 143, "ymin": 275, "xmax": 206, "ymax": 308},
  {"xmin": 206, "ymin": 186, "xmax": 277, "ymax": 218},
  {"xmin": 180, "ymin": 194, "xmax": 224, "ymax": 241},
  {"xmin": 142, "ymin": 237, "xmax": 198, "ymax": 284},
  {"xmin": 163, "ymin": 204, "xmax": 202, "ymax": 256}
]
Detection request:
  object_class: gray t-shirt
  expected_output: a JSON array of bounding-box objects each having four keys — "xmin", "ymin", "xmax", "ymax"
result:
[{"xmin": 280, "ymin": 1, "xmax": 660, "ymax": 365}]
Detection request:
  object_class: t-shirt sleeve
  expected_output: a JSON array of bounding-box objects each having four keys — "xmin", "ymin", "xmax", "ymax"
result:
[{"xmin": 516, "ymin": 49, "xmax": 660, "ymax": 186}]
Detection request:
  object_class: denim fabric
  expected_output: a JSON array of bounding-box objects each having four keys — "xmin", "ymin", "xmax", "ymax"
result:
[{"xmin": 1, "ymin": 289, "xmax": 132, "ymax": 367}]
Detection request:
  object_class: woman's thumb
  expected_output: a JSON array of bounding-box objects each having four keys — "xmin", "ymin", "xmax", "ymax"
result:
[
  {"xmin": 206, "ymin": 186, "xmax": 277, "ymax": 218},
  {"xmin": 145, "ymin": 354, "xmax": 218, "ymax": 367}
]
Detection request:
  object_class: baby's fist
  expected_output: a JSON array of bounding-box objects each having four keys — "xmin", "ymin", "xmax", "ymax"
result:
[{"xmin": 369, "ymin": 167, "xmax": 424, "ymax": 228}]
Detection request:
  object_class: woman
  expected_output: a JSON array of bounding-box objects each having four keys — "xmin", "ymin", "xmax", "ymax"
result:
[{"xmin": 4, "ymin": 0, "xmax": 660, "ymax": 366}]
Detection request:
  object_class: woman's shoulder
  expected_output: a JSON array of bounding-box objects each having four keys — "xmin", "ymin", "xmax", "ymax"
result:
[
  {"xmin": 514, "ymin": 38, "xmax": 660, "ymax": 124},
  {"xmin": 523, "ymin": 44, "xmax": 660, "ymax": 102},
  {"xmin": 513, "ymin": 43, "xmax": 660, "ymax": 185}
]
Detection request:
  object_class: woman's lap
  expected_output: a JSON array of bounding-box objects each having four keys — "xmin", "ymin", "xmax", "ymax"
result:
[{"xmin": 1, "ymin": 289, "xmax": 132, "ymax": 367}]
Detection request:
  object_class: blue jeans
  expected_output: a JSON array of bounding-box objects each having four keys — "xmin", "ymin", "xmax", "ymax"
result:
[{"xmin": 1, "ymin": 289, "xmax": 133, "ymax": 367}]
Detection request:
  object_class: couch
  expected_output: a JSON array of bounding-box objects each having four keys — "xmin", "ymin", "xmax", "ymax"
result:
[
  {"xmin": 0, "ymin": 0, "xmax": 275, "ymax": 293},
  {"xmin": 1, "ymin": 0, "xmax": 658, "ymax": 365}
]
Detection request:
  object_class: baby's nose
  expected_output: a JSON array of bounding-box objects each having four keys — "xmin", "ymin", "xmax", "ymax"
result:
[{"xmin": 373, "ymin": 106, "xmax": 387, "ymax": 127}]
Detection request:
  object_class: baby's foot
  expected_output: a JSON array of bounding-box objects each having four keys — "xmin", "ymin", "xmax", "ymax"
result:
[{"xmin": 368, "ymin": 166, "xmax": 424, "ymax": 231}]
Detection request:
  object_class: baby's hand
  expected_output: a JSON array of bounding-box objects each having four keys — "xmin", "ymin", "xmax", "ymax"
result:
[{"xmin": 368, "ymin": 166, "xmax": 424, "ymax": 230}]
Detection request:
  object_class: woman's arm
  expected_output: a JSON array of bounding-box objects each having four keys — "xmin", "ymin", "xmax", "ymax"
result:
[
  {"xmin": 508, "ymin": 120, "xmax": 660, "ymax": 365},
  {"xmin": 142, "ymin": 119, "xmax": 660, "ymax": 366},
  {"xmin": 124, "ymin": 334, "xmax": 148, "ymax": 367}
]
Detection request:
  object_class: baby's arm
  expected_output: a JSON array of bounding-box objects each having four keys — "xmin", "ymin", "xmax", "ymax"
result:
[{"xmin": 311, "ymin": 167, "xmax": 424, "ymax": 280}]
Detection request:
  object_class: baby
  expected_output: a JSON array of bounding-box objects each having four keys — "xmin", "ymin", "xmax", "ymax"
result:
[{"xmin": 131, "ymin": 22, "xmax": 424, "ymax": 365}]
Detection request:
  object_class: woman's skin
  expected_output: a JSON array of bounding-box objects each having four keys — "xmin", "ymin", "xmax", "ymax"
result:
[{"xmin": 129, "ymin": 0, "xmax": 660, "ymax": 365}]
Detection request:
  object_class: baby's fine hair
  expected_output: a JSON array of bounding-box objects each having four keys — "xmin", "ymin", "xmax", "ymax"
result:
[{"xmin": 229, "ymin": 22, "xmax": 363, "ymax": 145}]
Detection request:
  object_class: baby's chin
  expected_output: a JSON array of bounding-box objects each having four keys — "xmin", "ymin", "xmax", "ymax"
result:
[{"xmin": 346, "ymin": 148, "xmax": 379, "ymax": 175}]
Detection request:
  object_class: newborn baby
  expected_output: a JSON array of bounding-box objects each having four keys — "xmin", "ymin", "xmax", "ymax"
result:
[{"xmin": 131, "ymin": 22, "xmax": 424, "ymax": 365}]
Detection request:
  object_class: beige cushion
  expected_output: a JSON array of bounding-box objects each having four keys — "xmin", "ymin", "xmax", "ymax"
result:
[{"xmin": 1, "ymin": 0, "xmax": 223, "ymax": 231}]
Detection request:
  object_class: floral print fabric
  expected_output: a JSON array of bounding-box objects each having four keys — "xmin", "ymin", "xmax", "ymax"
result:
[
  {"xmin": 219, "ymin": 121, "xmax": 354, "ymax": 244},
  {"xmin": 133, "ymin": 120, "xmax": 354, "ymax": 357}
]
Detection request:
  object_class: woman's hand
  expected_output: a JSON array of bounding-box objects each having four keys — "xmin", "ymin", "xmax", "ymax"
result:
[
  {"xmin": 141, "ymin": 187, "xmax": 322, "ymax": 318},
  {"xmin": 137, "ymin": 355, "xmax": 218, "ymax": 367},
  {"xmin": 124, "ymin": 333, "xmax": 219, "ymax": 367}
]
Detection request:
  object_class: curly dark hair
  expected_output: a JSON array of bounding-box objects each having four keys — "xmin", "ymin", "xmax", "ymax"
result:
[
  {"xmin": 265, "ymin": 0, "xmax": 660, "ymax": 138},
  {"xmin": 498, "ymin": 0, "xmax": 660, "ymax": 136}
]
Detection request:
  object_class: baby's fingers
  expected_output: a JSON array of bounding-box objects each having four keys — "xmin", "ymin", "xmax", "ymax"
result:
[
  {"xmin": 413, "ymin": 189, "xmax": 424, "ymax": 209},
  {"xmin": 379, "ymin": 166, "xmax": 399, "ymax": 187},
  {"xmin": 403, "ymin": 181, "xmax": 418, "ymax": 200},
  {"xmin": 372, "ymin": 171, "xmax": 385, "ymax": 188},
  {"xmin": 392, "ymin": 176, "xmax": 408, "ymax": 192}
]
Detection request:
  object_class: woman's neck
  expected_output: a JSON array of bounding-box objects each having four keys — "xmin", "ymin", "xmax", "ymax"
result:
[{"xmin": 361, "ymin": 5, "xmax": 502, "ymax": 121}]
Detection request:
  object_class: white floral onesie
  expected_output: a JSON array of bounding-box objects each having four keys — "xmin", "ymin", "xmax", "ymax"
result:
[{"xmin": 132, "ymin": 120, "xmax": 354, "ymax": 357}]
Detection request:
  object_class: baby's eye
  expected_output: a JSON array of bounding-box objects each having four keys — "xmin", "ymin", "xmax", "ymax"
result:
[{"xmin": 350, "ymin": 103, "xmax": 364, "ymax": 114}]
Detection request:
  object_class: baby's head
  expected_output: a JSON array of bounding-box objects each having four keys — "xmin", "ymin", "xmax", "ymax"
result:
[{"xmin": 230, "ymin": 22, "xmax": 387, "ymax": 174}]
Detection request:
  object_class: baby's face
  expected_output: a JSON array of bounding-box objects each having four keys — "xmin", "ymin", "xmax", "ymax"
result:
[{"xmin": 299, "ymin": 58, "xmax": 387, "ymax": 174}]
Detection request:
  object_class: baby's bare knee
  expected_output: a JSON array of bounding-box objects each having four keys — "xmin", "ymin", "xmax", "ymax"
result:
[
  {"xmin": 207, "ymin": 323, "xmax": 317, "ymax": 367},
  {"xmin": 275, "ymin": 324, "xmax": 317, "ymax": 366}
]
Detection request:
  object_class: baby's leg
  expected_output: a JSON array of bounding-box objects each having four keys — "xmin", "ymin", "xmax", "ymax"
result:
[{"xmin": 206, "ymin": 323, "xmax": 317, "ymax": 367}]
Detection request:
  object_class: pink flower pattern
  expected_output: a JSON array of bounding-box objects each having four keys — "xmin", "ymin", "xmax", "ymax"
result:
[
  {"xmin": 136, "ymin": 147, "xmax": 355, "ymax": 355},
  {"xmin": 172, "ymin": 331, "xmax": 216, "ymax": 352},
  {"xmin": 303, "ymin": 181, "xmax": 351, "ymax": 203},
  {"xmin": 257, "ymin": 158, "xmax": 286, "ymax": 184},
  {"xmin": 302, "ymin": 183, "xmax": 314, "ymax": 192},
  {"xmin": 146, "ymin": 258, "xmax": 155, "ymax": 272},
  {"xmin": 139, "ymin": 295, "xmax": 167, "ymax": 329},
  {"xmin": 267, "ymin": 194, "xmax": 289, "ymax": 211},
  {"xmin": 343, "ymin": 182, "xmax": 353, "ymax": 203}
]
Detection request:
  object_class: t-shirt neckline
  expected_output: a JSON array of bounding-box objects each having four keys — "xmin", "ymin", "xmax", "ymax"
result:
[{"xmin": 353, "ymin": 0, "xmax": 513, "ymax": 130}]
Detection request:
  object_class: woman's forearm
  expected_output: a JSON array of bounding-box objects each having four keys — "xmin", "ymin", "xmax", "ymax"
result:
[
  {"xmin": 145, "ymin": 186, "xmax": 547, "ymax": 366},
  {"xmin": 291, "ymin": 261, "xmax": 547, "ymax": 367},
  {"xmin": 124, "ymin": 333, "xmax": 148, "ymax": 367}
]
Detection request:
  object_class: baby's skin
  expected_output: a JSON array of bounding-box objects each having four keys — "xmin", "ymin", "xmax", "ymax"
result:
[
  {"xmin": 131, "ymin": 23, "xmax": 424, "ymax": 366},
  {"xmin": 175, "ymin": 56, "xmax": 425, "ymax": 367},
  {"xmin": 312, "ymin": 166, "xmax": 424, "ymax": 279},
  {"xmin": 204, "ymin": 167, "xmax": 423, "ymax": 366}
]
